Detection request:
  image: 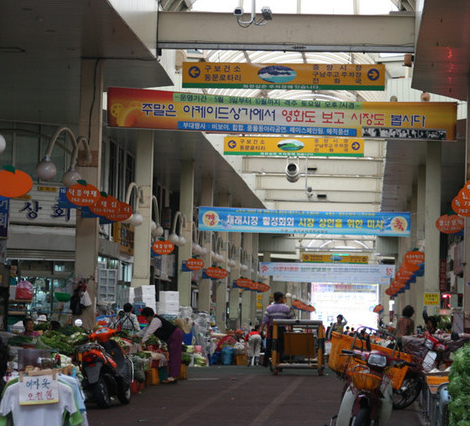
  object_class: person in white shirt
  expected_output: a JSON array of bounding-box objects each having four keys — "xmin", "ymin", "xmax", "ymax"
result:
[{"xmin": 113, "ymin": 303, "xmax": 140, "ymax": 333}]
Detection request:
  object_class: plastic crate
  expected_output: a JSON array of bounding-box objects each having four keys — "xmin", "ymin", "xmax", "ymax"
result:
[
  {"xmin": 177, "ymin": 364, "xmax": 187, "ymax": 380},
  {"xmin": 328, "ymin": 332, "xmax": 412, "ymax": 390},
  {"xmin": 235, "ymin": 354, "xmax": 248, "ymax": 365}
]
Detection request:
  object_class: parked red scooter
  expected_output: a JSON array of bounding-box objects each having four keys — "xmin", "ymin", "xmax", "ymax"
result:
[
  {"xmin": 392, "ymin": 331, "xmax": 469, "ymax": 409},
  {"xmin": 75, "ymin": 326, "xmax": 134, "ymax": 408}
]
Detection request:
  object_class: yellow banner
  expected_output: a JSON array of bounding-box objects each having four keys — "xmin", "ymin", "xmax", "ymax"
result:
[
  {"xmin": 183, "ymin": 63, "xmax": 385, "ymax": 91},
  {"xmin": 301, "ymin": 254, "xmax": 369, "ymax": 264},
  {"xmin": 107, "ymin": 88, "xmax": 457, "ymax": 141},
  {"xmin": 424, "ymin": 292, "xmax": 440, "ymax": 306},
  {"xmin": 224, "ymin": 136, "xmax": 363, "ymax": 157}
]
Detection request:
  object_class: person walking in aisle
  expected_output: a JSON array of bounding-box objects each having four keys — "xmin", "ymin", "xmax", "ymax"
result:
[
  {"xmin": 259, "ymin": 292, "xmax": 294, "ymax": 367},
  {"xmin": 244, "ymin": 326, "xmax": 262, "ymax": 366},
  {"xmin": 395, "ymin": 305, "xmax": 415, "ymax": 338},
  {"xmin": 132, "ymin": 307, "xmax": 183, "ymax": 384},
  {"xmin": 333, "ymin": 314, "xmax": 347, "ymax": 334}
]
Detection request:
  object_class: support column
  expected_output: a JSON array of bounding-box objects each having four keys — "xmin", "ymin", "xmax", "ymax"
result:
[
  {"xmin": 250, "ymin": 235, "xmax": 259, "ymax": 324},
  {"xmin": 132, "ymin": 131, "xmax": 154, "ymax": 288},
  {"xmin": 198, "ymin": 176, "xmax": 214, "ymax": 313},
  {"xmin": 261, "ymin": 252, "xmax": 271, "ymax": 315},
  {"xmin": 214, "ymin": 193, "xmax": 230, "ymax": 331},
  {"xmin": 177, "ymin": 160, "xmax": 194, "ymax": 307},
  {"xmin": 75, "ymin": 59, "xmax": 103, "ymax": 329},
  {"xmin": 414, "ymin": 165, "xmax": 426, "ymax": 324},
  {"xmin": 424, "ymin": 142, "xmax": 442, "ymax": 316},
  {"xmin": 463, "ymin": 77, "xmax": 470, "ymax": 332},
  {"xmin": 228, "ymin": 232, "xmax": 241, "ymax": 329},
  {"xmin": 241, "ymin": 234, "xmax": 253, "ymax": 328}
]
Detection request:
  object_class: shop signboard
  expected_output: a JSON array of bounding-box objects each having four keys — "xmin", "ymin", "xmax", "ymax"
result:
[
  {"xmin": 260, "ymin": 262, "xmax": 395, "ymax": 285},
  {"xmin": 152, "ymin": 240, "xmax": 174, "ymax": 255},
  {"xmin": 0, "ymin": 199, "xmax": 9, "ymax": 238},
  {"xmin": 107, "ymin": 87, "xmax": 457, "ymax": 141},
  {"xmin": 301, "ymin": 253, "xmax": 368, "ymax": 264},
  {"xmin": 10, "ymin": 186, "xmax": 75, "ymax": 226},
  {"xmin": 182, "ymin": 62, "xmax": 386, "ymax": 91},
  {"xmin": 199, "ymin": 206, "xmax": 410, "ymax": 237},
  {"xmin": 19, "ymin": 374, "xmax": 59, "ymax": 405},
  {"xmin": 223, "ymin": 136, "xmax": 364, "ymax": 157},
  {"xmin": 424, "ymin": 292, "xmax": 440, "ymax": 306}
]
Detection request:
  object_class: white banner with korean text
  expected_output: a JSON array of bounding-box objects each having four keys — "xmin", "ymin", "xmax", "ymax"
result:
[{"xmin": 260, "ymin": 262, "xmax": 394, "ymax": 285}]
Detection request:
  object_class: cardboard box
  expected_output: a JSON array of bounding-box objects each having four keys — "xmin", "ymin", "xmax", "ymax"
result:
[{"xmin": 235, "ymin": 354, "xmax": 248, "ymax": 366}]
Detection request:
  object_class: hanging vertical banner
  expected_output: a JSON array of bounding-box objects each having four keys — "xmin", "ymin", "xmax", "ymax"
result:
[
  {"xmin": 183, "ymin": 63, "xmax": 386, "ymax": 91},
  {"xmin": 199, "ymin": 206, "xmax": 411, "ymax": 237},
  {"xmin": 107, "ymin": 87, "xmax": 457, "ymax": 141}
]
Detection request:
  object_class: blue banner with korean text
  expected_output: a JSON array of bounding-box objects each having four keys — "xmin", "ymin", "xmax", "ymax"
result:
[
  {"xmin": 0, "ymin": 199, "xmax": 10, "ymax": 238},
  {"xmin": 199, "ymin": 206, "xmax": 410, "ymax": 236}
]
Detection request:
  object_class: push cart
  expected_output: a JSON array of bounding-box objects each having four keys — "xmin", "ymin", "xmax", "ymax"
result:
[{"xmin": 270, "ymin": 319, "xmax": 325, "ymax": 375}]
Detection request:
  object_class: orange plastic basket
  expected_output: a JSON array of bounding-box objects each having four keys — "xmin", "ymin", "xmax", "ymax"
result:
[
  {"xmin": 328, "ymin": 331, "xmax": 412, "ymax": 390},
  {"xmin": 347, "ymin": 365, "xmax": 382, "ymax": 392}
]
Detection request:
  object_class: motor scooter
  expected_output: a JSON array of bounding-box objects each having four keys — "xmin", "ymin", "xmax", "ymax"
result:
[
  {"xmin": 75, "ymin": 326, "xmax": 134, "ymax": 408},
  {"xmin": 334, "ymin": 344, "xmax": 414, "ymax": 426},
  {"xmin": 392, "ymin": 331, "xmax": 469, "ymax": 410}
]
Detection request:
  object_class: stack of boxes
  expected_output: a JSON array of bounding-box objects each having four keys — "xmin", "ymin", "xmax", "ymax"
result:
[
  {"xmin": 158, "ymin": 291, "xmax": 179, "ymax": 315},
  {"xmin": 133, "ymin": 285, "xmax": 156, "ymax": 311}
]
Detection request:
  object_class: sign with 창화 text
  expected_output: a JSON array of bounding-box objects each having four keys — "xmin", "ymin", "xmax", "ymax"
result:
[
  {"xmin": 182, "ymin": 62, "xmax": 386, "ymax": 91},
  {"xmin": 224, "ymin": 136, "xmax": 364, "ymax": 157},
  {"xmin": 107, "ymin": 87, "xmax": 457, "ymax": 141},
  {"xmin": 198, "ymin": 206, "xmax": 411, "ymax": 237}
]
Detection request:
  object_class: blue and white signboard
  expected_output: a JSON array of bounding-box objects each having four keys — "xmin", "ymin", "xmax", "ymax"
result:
[
  {"xmin": 260, "ymin": 262, "xmax": 395, "ymax": 285},
  {"xmin": 199, "ymin": 206, "xmax": 410, "ymax": 236},
  {"xmin": 0, "ymin": 199, "xmax": 10, "ymax": 238}
]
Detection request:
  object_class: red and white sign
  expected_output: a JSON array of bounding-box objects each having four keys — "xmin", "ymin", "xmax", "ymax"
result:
[
  {"xmin": 66, "ymin": 180, "xmax": 100, "ymax": 206},
  {"xmin": 186, "ymin": 258, "xmax": 204, "ymax": 271},
  {"xmin": 152, "ymin": 240, "xmax": 175, "ymax": 255}
]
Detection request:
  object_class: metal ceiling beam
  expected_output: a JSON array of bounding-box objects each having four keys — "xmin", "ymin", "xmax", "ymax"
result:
[{"xmin": 157, "ymin": 12, "xmax": 415, "ymax": 53}]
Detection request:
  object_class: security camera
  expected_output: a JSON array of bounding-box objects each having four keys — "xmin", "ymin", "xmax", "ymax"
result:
[
  {"xmin": 233, "ymin": 7, "xmax": 244, "ymax": 16},
  {"xmin": 285, "ymin": 161, "xmax": 300, "ymax": 183},
  {"xmin": 261, "ymin": 6, "xmax": 273, "ymax": 20}
]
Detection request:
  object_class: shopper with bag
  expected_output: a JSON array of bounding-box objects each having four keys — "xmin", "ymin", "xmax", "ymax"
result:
[
  {"xmin": 113, "ymin": 303, "xmax": 140, "ymax": 333},
  {"xmin": 244, "ymin": 326, "xmax": 262, "ymax": 366}
]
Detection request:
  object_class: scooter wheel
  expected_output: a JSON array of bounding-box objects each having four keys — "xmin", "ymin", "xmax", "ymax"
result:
[
  {"xmin": 92, "ymin": 378, "xmax": 111, "ymax": 408},
  {"xmin": 117, "ymin": 383, "xmax": 131, "ymax": 405}
]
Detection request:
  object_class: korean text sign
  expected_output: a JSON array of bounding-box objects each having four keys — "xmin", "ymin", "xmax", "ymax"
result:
[
  {"xmin": 107, "ymin": 87, "xmax": 456, "ymax": 141},
  {"xmin": 260, "ymin": 262, "xmax": 395, "ymax": 285},
  {"xmin": 183, "ymin": 63, "xmax": 385, "ymax": 91},
  {"xmin": 199, "ymin": 206, "xmax": 411, "ymax": 236},
  {"xmin": 19, "ymin": 374, "xmax": 59, "ymax": 405},
  {"xmin": 224, "ymin": 136, "xmax": 364, "ymax": 157}
]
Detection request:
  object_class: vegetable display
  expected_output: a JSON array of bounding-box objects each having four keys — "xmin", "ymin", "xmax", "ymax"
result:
[{"xmin": 449, "ymin": 343, "xmax": 470, "ymax": 426}]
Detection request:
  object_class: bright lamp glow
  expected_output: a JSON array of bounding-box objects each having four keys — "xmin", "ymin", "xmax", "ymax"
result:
[
  {"xmin": 0, "ymin": 134, "xmax": 6, "ymax": 154},
  {"xmin": 199, "ymin": 246, "xmax": 208, "ymax": 255},
  {"xmin": 36, "ymin": 156, "xmax": 57, "ymax": 180},
  {"xmin": 192, "ymin": 242, "xmax": 202, "ymax": 255},
  {"xmin": 62, "ymin": 168, "xmax": 82, "ymax": 187}
]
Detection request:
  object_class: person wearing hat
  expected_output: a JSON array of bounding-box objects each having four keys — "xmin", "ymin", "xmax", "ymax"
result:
[{"xmin": 37, "ymin": 314, "xmax": 48, "ymax": 324}]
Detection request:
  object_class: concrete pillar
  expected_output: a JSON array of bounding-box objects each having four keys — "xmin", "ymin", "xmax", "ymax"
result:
[
  {"xmin": 177, "ymin": 160, "xmax": 194, "ymax": 307},
  {"xmin": 198, "ymin": 176, "xmax": 214, "ymax": 313},
  {"xmin": 214, "ymin": 193, "xmax": 230, "ymax": 331},
  {"xmin": 414, "ymin": 165, "xmax": 426, "ymax": 325},
  {"xmin": 228, "ymin": 232, "xmax": 242, "ymax": 329},
  {"xmin": 408, "ymin": 183, "xmax": 419, "ymax": 312},
  {"xmin": 250, "ymin": 235, "xmax": 259, "ymax": 323},
  {"xmin": 75, "ymin": 59, "xmax": 103, "ymax": 329},
  {"xmin": 240, "ymin": 234, "xmax": 253, "ymax": 328},
  {"xmin": 464, "ymin": 78, "xmax": 470, "ymax": 333},
  {"xmin": 132, "ymin": 131, "xmax": 154, "ymax": 288},
  {"xmin": 424, "ymin": 142, "xmax": 442, "ymax": 316},
  {"xmin": 261, "ymin": 252, "xmax": 271, "ymax": 314}
]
